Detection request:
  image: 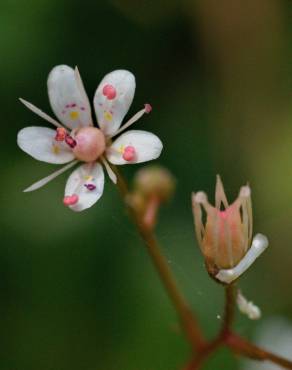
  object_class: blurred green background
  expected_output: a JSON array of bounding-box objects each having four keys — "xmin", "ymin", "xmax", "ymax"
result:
[{"xmin": 1, "ymin": 0, "xmax": 292, "ymax": 369}]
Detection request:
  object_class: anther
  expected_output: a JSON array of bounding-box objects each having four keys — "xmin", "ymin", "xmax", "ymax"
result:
[
  {"xmin": 63, "ymin": 194, "xmax": 79, "ymax": 206},
  {"xmin": 103, "ymin": 84, "xmax": 117, "ymax": 100},
  {"xmin": 144, "ymin": 103, "xmax": 152, "ymax": 113},
  {"xmin": 84, "ymin": 183, "xmax": 96, "ymax": 191},
  {"xmin": 123, "ymin": 146, "xmax": 136, "ymax": 161},
  {"xmin": 55, "ymin": 127, "xmax": 67, "ymax": 141},
  {"xmin": 65, "ymin": 135, "xmax": 77, "ymax": 148}
]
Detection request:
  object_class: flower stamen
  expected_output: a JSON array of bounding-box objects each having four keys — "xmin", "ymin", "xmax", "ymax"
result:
[
  {"xmin": 65, "ymin": 135, "xmax": 77, "ymax": 148},
  {"xmin": 122, "ymin": 146, "xmax": 136, "ymax": 161},
  {"xmin": 63, "ymin": 194, "xmax": 79, "ymax": 206},
  {"xmin": 84, "ymin": 183, "xmax": 96, "ymax": 191},
  {"xmin": 55, "ymin": 127, "xmax": 67, "ymax": 141}
]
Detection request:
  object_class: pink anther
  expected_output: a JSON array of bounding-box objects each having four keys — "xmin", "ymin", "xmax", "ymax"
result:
[
  {"xmin": 144, "ymin": 103, "xmax": 152, "ymax": 113},
  {"xmin": 102, "ymin": 84, "xmax": 117, "ymax": 100},
  {"xmin": 122, "ymin": 146, "xmax": 136, "ymax": 161},
  {"xmin": 84, "ymin": 183, "xmax": 96, "ymax": 191},
  {"xmin": 63, "ymin": 194, "xmax": 79, "ymax": 206},
  {"xmin": 55, "ymin": 127, "xmax": 67, "ymax": 141},
  {"xmin": 65, "ymin": 135, "xmax": 77, "ymax": 148}
]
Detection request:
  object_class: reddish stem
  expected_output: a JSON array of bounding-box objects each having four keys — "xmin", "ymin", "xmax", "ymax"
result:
[{"xmin": 225, "ymin": 333, "xmax": 292, "ymax": 369}]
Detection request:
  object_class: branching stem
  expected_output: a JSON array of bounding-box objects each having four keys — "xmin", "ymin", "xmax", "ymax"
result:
[{"xmin": 112, "ymin": 165, "xmax": 292, "ymax": 369}]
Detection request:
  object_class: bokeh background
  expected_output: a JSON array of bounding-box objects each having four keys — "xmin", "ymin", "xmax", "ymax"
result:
[{"xmin": 1, "ymin": 0, "xmax": 292, "ymax": 369}]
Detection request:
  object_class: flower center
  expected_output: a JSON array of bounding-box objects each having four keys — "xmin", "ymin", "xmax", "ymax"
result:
[{"xmin": 73, "ymin": 127, "xmax": 106, "ymax": 162}]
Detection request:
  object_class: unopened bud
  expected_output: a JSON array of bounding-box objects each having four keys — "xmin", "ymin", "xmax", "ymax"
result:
[
  {"xmin": 134, "ymin": 165, "xmax": 175, "ymax": 202},
  {"xmin": 192, "ymin": 175, "xmax": 268, "ymax": 284}
]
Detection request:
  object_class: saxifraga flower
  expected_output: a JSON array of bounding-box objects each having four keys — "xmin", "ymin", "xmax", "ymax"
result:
[
  {"xmin": 192, "ymin": 175, "xmax": 268, "ymax": 284},
  {"xmin": 17, "ymin": 65, "xmax": 163, "ymax": 211}
]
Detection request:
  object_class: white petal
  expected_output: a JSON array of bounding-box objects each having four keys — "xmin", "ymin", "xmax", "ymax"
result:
[
  {"xmin": 48, "ymin": 65, "xmax": 92, "ymax": 129},
  {"xmin": 17, "ymin": 126, "xmax": 75, "ymax": 164},
  {"xmin": 106, "ymin": 130, "xmax": 163, "ymax": 165},
  {"xmin": 23, "ymin": 160, "xmax": 78, "ymax": 192},
  {"xmin": 216, "ymin": 233, "xmax": 269, "ymax": 284},
  {"xmin": 19, "ymin": 98, "xmax": 62, "ymax": 128},
  {"xmin": 94, "ymin": 70, "xmax": 135, "ymax": 136},
  {"xmin": 65, "ymin": 162, "xmax": 104, "ymax": 212}
]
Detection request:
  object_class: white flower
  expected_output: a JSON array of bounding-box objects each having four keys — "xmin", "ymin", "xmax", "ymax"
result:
[
  {"xmin": 241, "ymin": 317, "xmax": 292, "ymax": 370},
  {"xmin": 17, "ymin": 65, "xmax": 163, "ymax": 211}
]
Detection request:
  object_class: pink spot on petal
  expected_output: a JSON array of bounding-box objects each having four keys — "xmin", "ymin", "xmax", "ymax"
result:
[
  {"xmin": 102, "ymin": 84, "xmax": 117, "ymax": 100},
  {"xmin": 144, "ymin": 103, "xmax": 152, "ymax": 113},
  {"xmin": 71, "ymin": 103, "xmax": 77, "ymax": 107},
  {"xmin": 122, "ymin": 146, "xmax": 136, "ymax": 161},
  {"xmin": 63, "ymin": 194, "xmax": 79, "ymax": 206},
  {"xmin": 80, "ymin": 107, "xmax": 85, "ymax": 111},
  {"xmin": 65, "ymin": 104, "xmax": 70, "ymax": 108}
]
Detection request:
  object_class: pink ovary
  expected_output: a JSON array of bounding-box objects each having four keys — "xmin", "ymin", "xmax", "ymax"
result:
[
  {"xmin": 102, "ymin": 84, "xmax": 117, "ymax": 100},
  {"xmin": 123, "ymin": 146, "xmax": 136, "ymax": 161}
]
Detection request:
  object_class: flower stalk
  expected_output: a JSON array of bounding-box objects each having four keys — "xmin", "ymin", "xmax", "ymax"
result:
[{"xmin": 113, "ymin": 165, "xmax": 205, "ymax": 351}]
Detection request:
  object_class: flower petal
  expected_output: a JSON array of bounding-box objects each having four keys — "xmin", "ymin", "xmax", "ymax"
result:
[
  {"xmin": 106, "ymin": 130, "xmax": 163, "ymax": 165},
  {"xmin": 64, "ymin": 162, "xmax": 104, "ymax": 212},
  {"xmin": 17, "ymin": 126, "xmax": 75, "ymax": 164},
  {"xmin": 48, "ymin": 65, "xmax": 92, "ymax": 129},
  {"xmin": 216, "ymin": 233, "xmax": 269, "ymax": 284},
  {"xmin": 94, "ymin": 70, "xmax": 135, "ymax": 136}
]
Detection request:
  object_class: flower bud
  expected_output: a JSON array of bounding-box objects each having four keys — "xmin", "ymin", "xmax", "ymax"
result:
[
  {"xmin": 192, "ymin": 175, "xmax": 268, "ymax": 283},
  {"xmin": 133, "ymin": 165, "xmax": 175, "ymax": 202}
]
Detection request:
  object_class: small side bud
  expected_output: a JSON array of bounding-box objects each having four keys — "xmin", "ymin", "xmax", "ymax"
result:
[
  {"xmin": 130, "ymin": 166, "xmax": 176, "ymax": 230},
  {"xmin": 134, "ymin": 165, "xmax": 175, "ymax": 202}
]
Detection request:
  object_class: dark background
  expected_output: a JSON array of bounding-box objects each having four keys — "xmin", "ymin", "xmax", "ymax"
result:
[{"xmin": 1, "ymin": 0, "xmax": 292, "ymax": 369}]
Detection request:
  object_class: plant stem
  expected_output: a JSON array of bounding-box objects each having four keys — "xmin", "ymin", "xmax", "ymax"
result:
[
  {"xmin": 113, "ymin": 166, "xmax": 205, "ymax": 351},
  {"xmin": 112, "ymin": 165, "xmax": 292, "ymax": 369},
  {"xmin": 225, "ymin": 333, "xmax": 292, "ymax": 369},
  {"xmin": 221, "ymin": 284, "xmax": 236, "ymax": 336}
]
